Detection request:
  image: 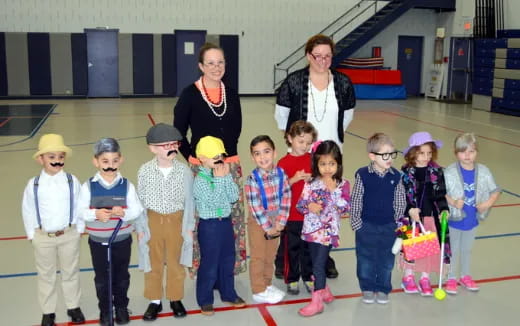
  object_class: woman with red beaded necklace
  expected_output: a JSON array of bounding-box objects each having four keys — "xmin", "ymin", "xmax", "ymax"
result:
[{"xmin": 174, "ymin": 43, "xmax": 246, "ymax": 277}]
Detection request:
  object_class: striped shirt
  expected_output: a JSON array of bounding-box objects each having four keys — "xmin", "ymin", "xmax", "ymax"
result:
[
  {"xmin": 245, "ymin": 167, "xmax": 291, "ymax": 231},
  {"xmin": 350, "ymin": 162, "xmax": 406, "ymax": 231}
]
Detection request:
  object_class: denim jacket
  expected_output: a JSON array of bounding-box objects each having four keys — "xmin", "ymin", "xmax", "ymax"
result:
[{"xmin": 444, "ymin": 162, "xmax": 500, "ymax": 221}]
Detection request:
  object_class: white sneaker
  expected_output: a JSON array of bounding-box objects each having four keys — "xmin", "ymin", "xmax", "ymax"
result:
[
  {"xmin": 252, "ymin": 289, "xmax": 283, "ymax": 304},
  {"xmin": 267, "ymin": 285, "xmax": 286, "ymax": 297}
]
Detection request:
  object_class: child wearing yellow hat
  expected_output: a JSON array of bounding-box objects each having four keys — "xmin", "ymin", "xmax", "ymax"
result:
[
  {"xmin": 22, "ymin": 134, "xmax": 85, "ymax": 326},
  {"xmin": 193, "ymin": 136, "xmax": 246, "ymax": 315}
]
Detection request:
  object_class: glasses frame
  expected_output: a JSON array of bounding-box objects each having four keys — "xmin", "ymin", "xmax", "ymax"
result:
[
  {"xmin": 309, "ymin": 52, "xmax": 333, "ymax": 62},
  {"xmin": 203, "ymin": 61, "xmax": 226, "ymax": 69},
  {"xmin": 371, "ymin": 151, "xmax": 398, "ymax": 161},
  {"xmin": 152, "ymin": 141, "xmax": 180, "ymax": 149}
]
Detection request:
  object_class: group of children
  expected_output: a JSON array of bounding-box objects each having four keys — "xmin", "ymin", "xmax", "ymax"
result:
[{"xmin": 22, "ymin": 120, "xmax": 500, "ymax": 325}]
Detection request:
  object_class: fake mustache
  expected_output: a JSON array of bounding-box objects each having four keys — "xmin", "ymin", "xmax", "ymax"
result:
[
  {"xmin": 102, "ymin": 167, "xmax": 118, "ymax": 172},
  {"xmin": 214, "ymin": 160, "xmax": 224, "ymax": 164},
  {"xmin": 167, "ymin": 150, "xmax": 178, "ymax": 156},
  {"xmin": 50, "ymin": 162, "xmax": 65, "ymax": 167}
]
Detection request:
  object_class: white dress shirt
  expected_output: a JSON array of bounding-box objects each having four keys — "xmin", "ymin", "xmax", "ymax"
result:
[
  {"xmin": 22, "ymin": 170, "xmax": 81, "ymax": 240},
  {"xmin": 76, "ymin": 171, "xmax": 144, "ymax": 233}
]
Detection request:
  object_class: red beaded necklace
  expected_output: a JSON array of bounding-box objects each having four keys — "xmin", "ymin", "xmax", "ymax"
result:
[{"xmin": 201, "ymin": 76, "xmax": 222, "ymax": 106}]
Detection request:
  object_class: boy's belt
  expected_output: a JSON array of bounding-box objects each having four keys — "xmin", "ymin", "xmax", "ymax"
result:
[{"xmin": 47, "ymin": 230, "xmax": 65, "ymax": 237}]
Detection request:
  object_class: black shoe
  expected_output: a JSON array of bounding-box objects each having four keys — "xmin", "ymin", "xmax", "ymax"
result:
[
  {"xmin": 67, "ymin": 307, "xmax": 86, "ymax": 324},
  {"xmin": 41, "ymin": 313, "xmax": 56, "ymax": 326},
  {"xmin": 274, "ymin": 269, "xmax": 284, "ymax": 279},
  {"xmin": 143, "ymin": 302, "xmax": 162, "ymax": 321},
  {"xmin": 326, "ymin": 257, "xmax": 339, "ymax": 278},
  {"xmin": 99, "ymin": 313, "xmax": 111, "ymax": 326},
  {"xmin": 115, "ymin": 307, "xmax": 130, "ymax": 325},
  {"xmin": 170, "ymin": 300, "xmax": 187, "ymax": 318}
]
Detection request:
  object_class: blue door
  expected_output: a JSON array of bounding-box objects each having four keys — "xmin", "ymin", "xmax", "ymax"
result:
[
  {"xmin": 85, "ymin": 29, "xmax": 119, "ymax": 97},
  {"xmin": 447, "ymin": 37, "xmax": 472, "ymax": 101},
  {"xmin": 174, "ymin": 30, "xmax": 206, "ymax": 96},
  {"xmin": 397, "ymin": 36, "xmax": 423, "ymax": 96}
]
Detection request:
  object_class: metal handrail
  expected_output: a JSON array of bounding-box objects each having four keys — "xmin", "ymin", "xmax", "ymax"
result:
[{"xmin": 273, "ymin": 0, "xmax": 389, "ymax": 90}]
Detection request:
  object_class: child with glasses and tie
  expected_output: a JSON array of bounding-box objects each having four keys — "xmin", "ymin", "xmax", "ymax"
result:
[{"xmin": 350, "ymin": 133, "xmax": 406, "ymax": 305}]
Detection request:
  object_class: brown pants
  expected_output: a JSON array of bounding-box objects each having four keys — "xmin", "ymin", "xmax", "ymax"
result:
[
  {"xmin": 144, "ymin": 210, "xmax": 185, "ymax": 301},
  {"xmin": 248, "ymin": 216, "xmax": 280, "ymax": 294}
]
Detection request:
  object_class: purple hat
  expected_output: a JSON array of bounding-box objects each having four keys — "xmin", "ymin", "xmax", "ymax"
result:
[{"xmin": 403, "ymin": 131, "xmax": 443, "ymax": 155}]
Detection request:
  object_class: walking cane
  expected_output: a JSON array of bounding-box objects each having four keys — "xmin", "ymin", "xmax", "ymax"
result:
[
  {"xmin": 105, "ymin": 218, "xmax": 124, "ymax": 326},
  {"xmin": 434, "ymin": 210, "xmax": 449, "ymax": 301}
]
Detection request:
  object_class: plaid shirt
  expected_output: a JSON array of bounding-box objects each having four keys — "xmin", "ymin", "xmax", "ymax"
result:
[
  {"xmin": 245, "ymin": 167, "xmax": 291, "ymax": 231},
  {"xmin": 193, "ymin": 166, "xmax": 238, "ymax": 219},
  {"xmin": 350, "ymin": 162, "xmax": 406, "ymax": 231}
]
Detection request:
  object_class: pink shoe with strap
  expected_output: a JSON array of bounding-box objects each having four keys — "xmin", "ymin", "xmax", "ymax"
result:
[
  {"xmin": 459, "ymin": 275, "xmax": 479, "ymax": 291},
  {"xmin": 401, "ymin": 275, "xmax": 419, "ymax": 294},
  {"xmin": 418, "ymin": 277, "xmax": 433, "ymax": 296},
  {"xmin": 445, "ymin": 279, "xmax": 458, "ymax": 294}
]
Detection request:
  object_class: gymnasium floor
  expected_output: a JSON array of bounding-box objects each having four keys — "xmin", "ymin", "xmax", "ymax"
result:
[{"xmin": 0, "ymin": 96, "xmax": 519, "ymax": 326}]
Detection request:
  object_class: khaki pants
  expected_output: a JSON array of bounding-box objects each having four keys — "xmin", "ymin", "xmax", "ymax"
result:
[
  {"xmin": 144, "ymin": 210, "xmax": 186, "ymax": 301},
  {"xmin": 32, "ymin": 227, "xmax": 81, "ymax": 313},
  {"xmin": 248, "ymin": 216, "xmax": 280, "ymax": 294}
]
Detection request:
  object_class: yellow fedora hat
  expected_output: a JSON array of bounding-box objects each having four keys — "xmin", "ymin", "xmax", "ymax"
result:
[
  {"xmin": 195, "ymin": 136, "xmax": 227, "ymax": 159},
  {"xmin": 33, "ymin": 134, "xmax": 72, "ymax": 159}
]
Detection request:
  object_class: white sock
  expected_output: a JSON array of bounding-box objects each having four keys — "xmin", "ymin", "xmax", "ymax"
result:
[
  {"xmin": 150, "ymin": 300, "xmax": 161, "ymax": 305},
  {"xmin": 421, "ymin": 272, "xmax": 429, "ymax": 279},
  {"xmin": 404, "ymin": 269, "xmax": 413, "ymax": 277}
]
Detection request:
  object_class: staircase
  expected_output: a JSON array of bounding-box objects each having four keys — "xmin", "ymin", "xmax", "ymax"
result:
[{"xmin": 273, "ymin": 0, "xmax": 453, "ymax": 90}]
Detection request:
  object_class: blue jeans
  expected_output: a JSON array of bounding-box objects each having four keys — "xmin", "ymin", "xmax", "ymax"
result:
[
  {"xmin": 355, "ymin": 222, "xmax": 396, "ymax": 294},
  {"xmin": 196, "ymin": 217, "xmax": 238, "ymax": 306},
  {"xmin": 308, "ymin": 242, "xmax": 331, "ymax": 291}
]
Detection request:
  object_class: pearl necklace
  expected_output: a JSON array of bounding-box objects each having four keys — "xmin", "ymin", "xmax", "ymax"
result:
[
  {"xmin": 198, "ymin": 77, "xmax": 227, "ymax": 117},
  {"xmin": 309, "ymin": 72, "xmax": 330, "ymax": 123}
]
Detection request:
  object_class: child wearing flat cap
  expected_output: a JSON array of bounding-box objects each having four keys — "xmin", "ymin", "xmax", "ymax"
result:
[
  {"xmin": 137, "ymin": 123, "xmax": 195, "ymax": 321},
  {"xmin": 22, "ymin": 134, "xmax": 85, "ymax": 326},
  {"xmin": 77, "ymin": 138, "xmax": 144, "ymax": 326},
  {"xmin": 193, "ymin": 136, "xmax": 246, "ymax": 316}
]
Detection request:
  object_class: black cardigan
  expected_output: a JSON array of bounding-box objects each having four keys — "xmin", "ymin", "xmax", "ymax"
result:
[
  {"xmin": 276, "ymin": 67, "xmax": 356, "ymax": 143},
  {"xmin": 173, "ymin": 83, "xmax": 242, "ymax": 160}
]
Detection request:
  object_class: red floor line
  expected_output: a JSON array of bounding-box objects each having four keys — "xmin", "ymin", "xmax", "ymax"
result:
[
  {"xmin": 257, "ymin": 305, "xmax": 278, "ymax": 326},
  {"xmin": 380, "ymin": 111, "xmax": 520, "ymax": 148},
  {"xmin": 0, "ymin": 117, "xmax": 11, "ymax": 128},
  {"xmin": 46, "ymin": 273, "xmax": 520, "ymax": 326},
  {"xmin": 493, "ymin": 203, "xmax": 520, "ymax": 208}
]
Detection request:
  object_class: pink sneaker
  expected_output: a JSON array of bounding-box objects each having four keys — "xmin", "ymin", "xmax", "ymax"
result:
[
  {"xmin": 418, "ymin": 277, "xmax": 433, "ymax": 296},
  {"xmin": 459, "ymin": 275, "xmax": 479, "ymax": 291},
  {"xmin": 445, "ymin": 279, "xmax": 458, "ymax": 294},
  {"xmin": 401, "ymin": 275, "xmax": 419, "ymax": 294}
]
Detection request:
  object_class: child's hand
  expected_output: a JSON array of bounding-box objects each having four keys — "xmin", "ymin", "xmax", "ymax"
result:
[
  {"xmin": 96, "ymin": 209, "xmax": 112, "ymax": 222},
  {"xmin": 454, "ymin": 199, "xmax": 465, "ymax": 209},
  {"xmin": 186, "ymin": 230, "xmax": 194, "ymax": 240},
  {"xmin": 476, "ymin": 201, "xmax": 491, "ymax": 213},
  {"xmin": 111, "ymin": 206, "xmax": 125, "ymax": 217},
  {"xmin": 213, "ymin": 163, "xmax": 230, "ymax": 177},
  {"xmin": 275, "ymin": 222, "xmax": 285, "ymax": 232},
  {"xmin": 294, "ymin": 170, "xmax": 311, "ymax": 183},
  {"xmin": 309, "ymin": 202, "xmax": 322, "ymax": 214},
  {"xmin": 408, "ymin": 208, "xmax": 421, "ymax": 222},
  {"xmin": 266, "ymin": 228, "xmax": 280, "ymax": 237},
  {"xmin": 137, "ymin": 232, "xmax": 145, "ymax": 241}
]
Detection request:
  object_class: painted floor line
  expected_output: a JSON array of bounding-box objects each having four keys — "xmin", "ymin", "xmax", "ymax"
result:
[
  {"xmin": 45, "ymin": 273, "xmax": 520, "ymax": 326},
  {"xmin": 3, "ymin": 230, "xmax": 520, "ymax": 279}
]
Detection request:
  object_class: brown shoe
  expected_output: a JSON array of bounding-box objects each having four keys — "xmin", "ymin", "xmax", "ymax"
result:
[
  {"xmin": 225, "ymin": 296, "xmax": 246, "ymax": 308},
  {"xmin": 200, "ymin": 304, "xmax": 214, "ymax": 316}
]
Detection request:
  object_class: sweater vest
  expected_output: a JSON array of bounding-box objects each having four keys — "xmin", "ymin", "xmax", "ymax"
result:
[
  {"xmin": 358, "ymin": 167, "xmax": 401, "ymax": 225},
  {"xmin": 86, "ymin": 177, "xmax": 133, "ymax": 242}
]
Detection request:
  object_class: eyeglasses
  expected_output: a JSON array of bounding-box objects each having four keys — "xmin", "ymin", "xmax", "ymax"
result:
[
  {"xmin": 153, "ymin": 141, "xmax": 180, "ymax": 149},
  {"xmin": 203, "ymin": 61, "xmax": 226, "ymax": 69},
  {"xmin": 371, "ymin": 151, "xmax": 398, "ymax": 160},
  {"xmin": 310, "ymin": 53, "xmax": 333, "ymax": 62}
]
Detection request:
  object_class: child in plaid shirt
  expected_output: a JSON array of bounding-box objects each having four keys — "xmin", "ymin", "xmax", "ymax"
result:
[{"xmin": 245, "ymin": 135, "xmax": 291, "ymax": 304}]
